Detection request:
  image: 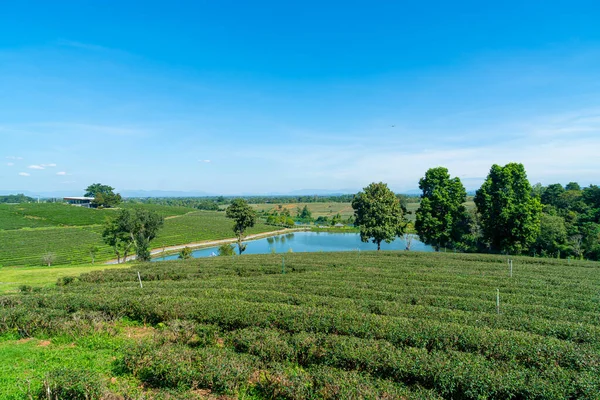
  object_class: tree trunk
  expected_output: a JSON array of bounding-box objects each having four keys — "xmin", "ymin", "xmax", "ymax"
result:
[{"xmin": 377, "ymin": 241, "xmax": 381, "ymax": 251}]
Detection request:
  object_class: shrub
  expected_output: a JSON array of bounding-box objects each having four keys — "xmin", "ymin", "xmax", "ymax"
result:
[
  {"xmin": 218, "ymin": 243, "xmax": 235, "ymax": 256},
  {"xmin": 34, "ymin": 368, "xmax": 104, "ymax": 400},
  {"xmin": 178, "ymin": 247, "xmax": 193, "ymax": 260}
]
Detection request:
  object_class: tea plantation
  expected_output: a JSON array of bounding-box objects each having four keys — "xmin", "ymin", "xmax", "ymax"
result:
[
  {"xmin": 0, "ymin": 204, "xmax": 273, "ymax": 266},
  {"xmin": 1, "ymin": 251, "xmax": 599, "ymax": 399}
]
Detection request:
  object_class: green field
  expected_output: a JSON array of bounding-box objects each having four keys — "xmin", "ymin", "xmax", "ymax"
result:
[
  {"xmin": 250, "ymin": 202, "xmax": 355, "ymax": 218},
  {"xmin": 0, "ymin": 204, "xmax": 274, "ymax": 267},
  {"xmin": 250, "ymin": 201, "xmax": 474, "ymax": 222},
  {"xmin": 1, "ymin": 251, "xmax": 598, "ymax": 399}
]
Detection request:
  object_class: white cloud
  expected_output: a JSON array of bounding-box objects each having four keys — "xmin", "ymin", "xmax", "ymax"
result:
[
  {"xmin": 6, "ymin": 156, "xmax": 23, "ymax": 160},
  {"xmin": 18, "ymin": 172, "xmax": 30, "ymax": 177},
  {"xmin": 28, "ymin": 165, "xmax": 45, "ymax": 170},
  {"xmin": 41, "ymin": 163, "xmax": 57, "ymax": 167},
  {"xmin": 6, "ymin": 162, "xmax": 14, "ymax": 166},
  {"xmin": 56, "ymin": 171, "xmax": 67, "ymax": 175},
  {"xmin": 199, "ymin": 159, "xmax": 211, "ymax": 163}
]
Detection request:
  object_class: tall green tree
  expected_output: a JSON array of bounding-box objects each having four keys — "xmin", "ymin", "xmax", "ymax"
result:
[
  {"xmin": 351, "ymin": 182, "xmax": 408, "ymax": 250},
  {"xmin": 102, "ymin": 208, "xmax": 164, "ymax": 262},
  {"xmin": 415, "ymin": 167, "xmax": 469, "ymax": 251},
  {"xmin": 226, "ymin": 199, "xmax": 257, "ymax": 254},
  {"xmin": 541, "ymin": 183, "xmax": 565, "ymax": 208},
  {"xmin": 474, "ymin": 163, "xmax": 542, "ymax": 254},
  {"xmin": 85, "ymin": 183, "xmax": 122, "ymax": 208}
]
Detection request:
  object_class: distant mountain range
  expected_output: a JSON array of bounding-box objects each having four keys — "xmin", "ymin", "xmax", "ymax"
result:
[{"xmin": 0, "ymin": 187, "xmax": 483, "ymax": 199}]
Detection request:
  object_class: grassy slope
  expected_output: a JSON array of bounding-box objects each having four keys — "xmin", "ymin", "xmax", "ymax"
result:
[
  {"xmin": 1, "ymin": 251, "xmax": 598, "ymax": 399},
  {"xmin": 0, "ymin": 263, "xmax": 133, "ymax": 293},
  {"xmin": 0, "ymin": 204, "xmax": 274, "ymax": 267}
]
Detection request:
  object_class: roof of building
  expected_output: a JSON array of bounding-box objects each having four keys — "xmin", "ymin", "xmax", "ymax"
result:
[{"xmin": 64, "ymin": 197, "xmax": 95, "ymax": 201}]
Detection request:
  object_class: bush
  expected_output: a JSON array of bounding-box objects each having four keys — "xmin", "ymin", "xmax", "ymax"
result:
[
  {"xmin": 178, "ymin": 247, "xmax": 193, "ymax": 260},
  {"xmin": 218, "ymin": 243, "xmax": 235, "ymax": 256},
  {"xmin": 34, "ymin": 368, "xmax": 104, "ymax": 400}
]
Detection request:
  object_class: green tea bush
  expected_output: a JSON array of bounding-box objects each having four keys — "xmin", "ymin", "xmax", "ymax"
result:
[{"xmin": 34, "ymin": 368, "xmax": 104, "ymax": 400}]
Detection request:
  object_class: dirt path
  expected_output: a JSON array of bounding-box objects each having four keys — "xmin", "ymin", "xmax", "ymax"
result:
[{"xmin": 104, "ymin": 227, "xmax": 308, "ymax": 264}]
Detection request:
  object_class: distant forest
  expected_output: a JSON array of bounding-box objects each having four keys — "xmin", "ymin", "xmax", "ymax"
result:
[{"xmin": 0, "ymin": 194, "xmax": 35, "ymax": 204}]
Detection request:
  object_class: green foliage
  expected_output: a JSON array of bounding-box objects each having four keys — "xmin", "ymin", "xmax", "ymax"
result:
[
  {"xmin": 0, "ymin": 193, "xmax": 35, "ymax": 203},
  {"xmin": 103, "ymin": 208, "xmax": 164, "ymax": 262},
  {"xmin": 178, "ymin": 247, "xmax": 193, "ymax": 260},
  {"xmin": 218, "ymin": 243, "xmax": 235, "ymax": 256},
  {"xmin": 415, "ymin": 167, "xmax": 469, "ymax": 251},
  {"xmin": 3, "ymin": 251, "xmax": 600, "ymax": 398},
  {"xmin": 352, "ymin": 182, "xmax": 408, "ymax": 250},
  {"xmin": 34, "ymin": 368, "xmax": 105, "ymax": 400},
  {"xmin": 41, "ymin": 252, "xmax": 56, "ymax": 267},
  {"xmin": 0, "ymin": 203, "xmax": 115, "ymax": 230},
  {"xmin": 541, "ymin": 183, "xmax": 566, "ymax": 208},
  {"xmin": 85, "ymin": 183, "xmax": 122, "ymax": 208},
  {"xmin": 297, "ymin": 205, "xmax": 313, "ymax": 222},
  {"xmin": 474, "ymin": 163, "xmax": 542, "ymax": 254},
  {"xmin": 226, "ymin": 199, "xmax": 257, "ymax": 255},
  {"xmin": 532, "ymin": 214, "xmax": 568, "ymax": 257}
]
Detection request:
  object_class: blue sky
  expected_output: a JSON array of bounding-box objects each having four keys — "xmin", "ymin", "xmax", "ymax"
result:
[{"xmin": 1, "ymin": 1, "xmax": 600, "ymax": 195}]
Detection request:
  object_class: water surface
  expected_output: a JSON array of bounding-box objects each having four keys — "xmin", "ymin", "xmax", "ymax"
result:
[{"xmin": 154, "ymin": 231, "xmax": 433, "ymax": 261}]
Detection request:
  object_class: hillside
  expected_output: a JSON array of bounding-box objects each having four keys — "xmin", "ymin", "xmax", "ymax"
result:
[
  {"xmin": 1, "ymin": 251, "xmax": 598, "ymax": 399},
  {"xmin": 0, "ymin": 204, "xmax": 273, "ymax": 266}
]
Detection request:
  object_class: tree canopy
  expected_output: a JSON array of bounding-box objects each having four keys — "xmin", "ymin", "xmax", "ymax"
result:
[
  {"xmin": 351, "ymin": 182, "xmax": 408, "ymax": 250},
  {"xmin": 226, "ymin": 199, "xmax": 257, "ymax": 254},
  {"xmin": 474, "ymin": 163, "xmax": 542, "ymax": 254},
  {"xmin": 102, "ymin": 208, "xmax": 164, "ymax": 262},
  {"xmin": 415, "ymin": 167, "xmax": 469, "ymax": 251},
  {"xmin": 85, "ymin": 183, "xmax": 122, "ymax": 208}
]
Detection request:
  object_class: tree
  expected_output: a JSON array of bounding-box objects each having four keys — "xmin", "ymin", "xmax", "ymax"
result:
[
  {"xmin": 351, "ymin": 182, "xmax": 408, "ymax": 250},
  {"xmin": 565, "ymin": 182, "xmax": 581, "ymax": 191},
  {"xmin": 226, "ymin": 199, "xmax": 257, "ymax": 255},
  {"xmin": 102, "ymin": 209, "xmax": 164, "ymax": 262},
  {"xmin": 298, "ymin": 205, "xmax": 313, "ymax": 222},
  {"xmin": 178, "ymin": 247, "xmax": 193, "ymax": 260},
  {"xmin": 541, "ymin": 183, "xmax": 565, "ymax": 208},
  {"xmin": 85, "ymin": 183, "xmax": 122, "ymax": 208},
  {"xmin": 415, "ymin": 167, "xmax": 469, "ymax": 251},
  {"xmin": 102, "ymin": 218, "xmax": 134, "ymax": 264},
  {"xmin": 532, "ymin": 214, "xmax": 568, "ymax": 257},
  {"xmin": 89, "ymin": 245, "xmax": 99, "ymax": 264},
  {"xmin": 474, "ymin": 163, "xmax": 542, "ymax": 254},
  {"xmin": 217, "ymin": 243, "xmax": 235, "ymax": 256},
  {"xmin": 42, "ymin": 252, "xmax": 56, "ymax": 267}
]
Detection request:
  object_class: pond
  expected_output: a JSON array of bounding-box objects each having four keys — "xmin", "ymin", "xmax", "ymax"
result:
[{"xmin": 153, "ymin": 231, "xmax": 434, "ymax": 261}]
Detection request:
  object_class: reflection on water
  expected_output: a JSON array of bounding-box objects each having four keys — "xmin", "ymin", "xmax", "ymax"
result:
[{"xmin": 154, "ymin": 232, "xmax": 434, "ymax": 261}]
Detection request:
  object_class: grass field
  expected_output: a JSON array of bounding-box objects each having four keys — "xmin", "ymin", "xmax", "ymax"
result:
[
  {"xmin": 0, "ymin": 204, "xmax": 274, "ymax": 267},
  {"xmin": 0, "ymin": 263, "xmax": 133, "ymax": 293},
  {"xmin": 249, "ymin": 201, "xmax": 474, "ymax": 223},
  {"xmin": 250, "ymin": 202, "xmax": 356, "ymax": 218},
  {"xmin": 1, "ymin": 251, "xmax": 598, "ymax": 399}
]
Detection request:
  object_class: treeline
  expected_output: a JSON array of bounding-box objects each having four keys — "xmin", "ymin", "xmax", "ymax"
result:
[
  {"xmin": 0, "ymin": 194, "xmax": 36, "ymax": 203},
  {"xmin": 411, "ymin": 163, "xmax": 600, "ymax": 260},
  {"xmin": 124, "ymin": 197, "xmax": 225, "ymax": 211},
  {"xmin": 124, "ymin": 194, "xmax": 420, "ymax": 210}
]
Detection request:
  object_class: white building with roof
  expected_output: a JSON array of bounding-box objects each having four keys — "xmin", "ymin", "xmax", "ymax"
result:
[{"xmin": 64, "ymin": 197, "xmax": 95, "ymax": 208}]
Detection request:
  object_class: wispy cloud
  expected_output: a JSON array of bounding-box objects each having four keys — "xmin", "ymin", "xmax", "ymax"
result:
[
  {"xmin": 28, "ymin": 165, "xmax": 45, "ymax": 170},
  {"xmin": 18, "ymin": 172, "xmax": 30, "ymax": 177},
  {"xmin": 41, "ymin": 163, "xmax": 57, "ymax": 167},
  {"xmin": 56, "ymin": 171, "xmax": 68, "ymax": 176},
  {"xmin": 6, "ymin": 156, "xmax": 23, "ymax": 160},
  {"xmin": 199, "ymin": 159, "xmax": 211, "ymax": 163},
  {"xmin": 6, "ymin": 162, "xmax": 14, "ymax": 166}
]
